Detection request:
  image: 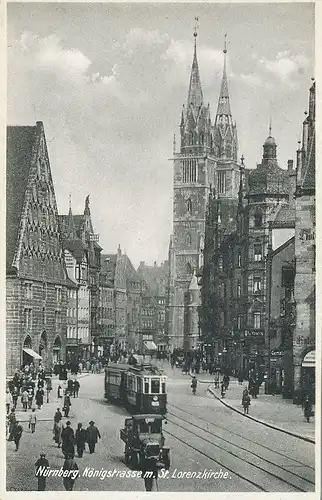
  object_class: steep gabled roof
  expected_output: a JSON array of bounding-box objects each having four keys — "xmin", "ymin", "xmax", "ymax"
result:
[
  {"xmin": 64, "ymin": 239, "xmax": 86, "ymax": 263},
  {"xmin": 6, "ymin": 125, "xmax": 37, "ymax": 271},
  {"xmin": 301, "ymin": 128, "xmax": 315, "ymax": 192}
]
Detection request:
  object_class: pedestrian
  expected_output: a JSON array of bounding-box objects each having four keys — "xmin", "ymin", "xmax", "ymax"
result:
[
  {"xmin": 6, "ymin": 389, "xmax": 12, "ymax": 415},
  {"xmin": 27, "ymin": 389, "xmax": 34, "ymax": 409},
  {"xmin": 73, "ymin": 379, "xmax": 80, "ymax": 398},
  {"xmin": 28, "ymin": 408, "xmax": 37, "ymax": 433},
  {"xmin": 35, "ymin": 453, "xmax": 49, "ymax": 491},
  {"xmin": 75, "ymin": 423, "xmax": 86, "ymax": 457},
  {"xmin": 221, "ymin": 381, "xmax": 226, "ymax": 398},
  {"xmin": 45, "ymin": 377, "xmax": 52, "ymax": 403},
  {"xmin": 8, "ymin": 408, "xmax": 17, "ymax": 439},
  {"xmin": 61, "ymin": 421, "xmax": 75, "ymax": 459},
  {"xmin": 62, "ymin": 454, "xmax": 79, "ymax": 491},
  {"xmin": 63, "ymin": 392, "xmax": 71, "ymax": 417},
  {"xmin": 22, "ymin": 388, "xmax": 29, "ymax": 411},
  {"xmin": 57, "ymin": 385, "xmax": 63, "ymax": 400},
  {"xmin": 223, "ymin": 373, "xmax": 230, "ymax": 391},
  {"xmin": 35, "ymin": 388, "xmax": 44, "ymax": 409},
  {"xmin": 214, "ymin": 371, "xmax": 219, "ymax": 389},
  {"xmin": 67, "ymin": 378, "xmax": 73, "ymax": 393},
  {"xmin": 12, "ymin": 421, "xmax": 23, "ymax": 451},
  {"xmin": 242, "ymin": 389, "xmax": 251, "ymax": 415},
  {"xmin": 86, "ymin": 421, "xmax": 101, "ymax": 454},
  {"xmin": 37, "ymin": 378, "xmax": 45, "ymax": 390},
  {"xmin": 238, "ymin": 371, "xmax": 243, "ymax": 385},
  {"xmin": 12, "ymin": 386, "xmax": 19, "ymax": 409},
  {"xmin": 304, "ymin": 396, "xmax": 313, "ymax": 423}
]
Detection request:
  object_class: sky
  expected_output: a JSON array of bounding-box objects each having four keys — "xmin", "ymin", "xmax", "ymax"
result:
[{"xmin": 7, "ymin": 2, "xmax": 315, "ymax": 268}]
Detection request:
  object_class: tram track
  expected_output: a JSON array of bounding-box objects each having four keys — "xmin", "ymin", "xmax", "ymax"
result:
[
  {"xmin": 165, "ymin": 403, "xmax": 314, "ymax": 492},
  {"xmin": 168, "ymin": 401, "xmax": 315, "ymax": 472}
]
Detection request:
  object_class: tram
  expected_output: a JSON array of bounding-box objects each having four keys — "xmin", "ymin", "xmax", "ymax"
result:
[{"xmin": 104, "ymin": 362, "xmax": 167, "ymax": 415}]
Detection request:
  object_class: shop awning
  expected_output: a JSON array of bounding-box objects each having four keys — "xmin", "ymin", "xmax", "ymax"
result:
[
  {"xmin": 302, "ymin": 350, "xmax": 315, "ymax": 367},
  {"xmin": 23, "ymin": 347, "xmax": 42, "ymax": 360},
  {"xmin": 144, "ymin": 341, "xmax": 157, "ymax": 350}
]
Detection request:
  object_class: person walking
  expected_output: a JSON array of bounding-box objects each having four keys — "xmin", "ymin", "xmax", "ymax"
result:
[
  {"xmin": 8, "ymin": 408, "xmax": 17, "ymax": 439},
  {"xmin": 242, "ymin": 389, "xmax": 251, "ymax": 415},
  {"xmin": 73, "ymin": 379, "xmax": 80, "ymax": 398},
  {"xmin": 61, "ymin": 421, "xmax": 75, "ymax": 459},
  {"xmin": 191, "ymin": 376, "xmax": 197, "ymax": 395},
  {"xmin": 62, "ymin": 454, "xmax": 79, "ymax": 491},
  {"xmin": 57, "ymin": 385, "xmax": 63, "ymax": 400},
  {"xmin": 35, "ymin": 453, "xmax": 49, "ymax": 491},
  {"xmin": 75, "ymin": 423, "xmax": 86, "ymax": 457},
  {"xmin": 35, "ymin": 388, "xmax": 44, "ymax": 409},
  {"xmin": 86, "ymin": 421, "xmax": 101, "ymax": 454},
  {"xmin": 28, "ymin": 409, "xmax": 37, "ymax": 433},
  {"xmin": 22, "ymin": 389, "xmax": 29, "ymax": 412},
  {"xmin": 27, "ymin": 389, "xmax": 34, "ymax": 409},
  {"xmin": 63, "ymin": 392, "xmax": 71, "ymax": 417},
  {"xmin": 12, "ymin": 421, "xmax": 23, "ymax": 451},
  {"xmin": 304, "ymin": 395, "xmax": 313, "ymax": 423},
  {"xmin": 12, "ymin": 387, "xmax": 19, "ymax": 409},
  {"xmin": 223, "ymin": 373, "xmax": 230, "ymax": 391},
  {"xmin": 6, "ymin": 390, "xmax": 12, "ymax": 415},
  {"xmin": 53, "ymin": 408, "xmax": 63, "ymax": 447}
]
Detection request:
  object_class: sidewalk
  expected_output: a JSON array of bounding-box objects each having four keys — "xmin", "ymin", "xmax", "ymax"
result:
[
  {"xmin": 12, "ymin": 372, "xmax": 90, "ymax": 423},
  {"xmin": 197, "ymin": 376, "xmax": 315, "ymax": 443}
]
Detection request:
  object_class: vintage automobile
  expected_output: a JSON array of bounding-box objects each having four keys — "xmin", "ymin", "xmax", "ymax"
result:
[{"xmin": 120, "ymin": 414, "xmax": 170, "ymax": 471}]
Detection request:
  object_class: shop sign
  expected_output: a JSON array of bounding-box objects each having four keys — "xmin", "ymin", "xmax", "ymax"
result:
[
  {"xmin": 245, "ymin": 330, "xmax": 264, "ymax": 337},
  {"xmin": 302, "ymin": 350, "xmax": 315, "ymax": 368}
]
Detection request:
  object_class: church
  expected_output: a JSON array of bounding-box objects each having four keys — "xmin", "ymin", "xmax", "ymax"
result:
[{"xmin": 166, "ymin": 32, "xmax": 240, "ymax": 352}]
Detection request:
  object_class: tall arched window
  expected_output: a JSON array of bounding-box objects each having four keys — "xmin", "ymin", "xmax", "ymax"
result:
[
  {"xmin": 186, "ymin": 262, "xmax": 192, "ymax": 275},
  {"xmin": 187, "ymin": 198, "xmax": 192, "ymax": 214},
  {"xmin": 254, "ymin": 211, "xmax": 263, "ymax": 228},
  {"xmin": 186, "ymin": 233, "xmax": 192, "ymax": 245}
]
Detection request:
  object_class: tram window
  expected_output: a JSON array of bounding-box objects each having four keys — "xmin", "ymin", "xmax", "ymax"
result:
[
  {"xmin": 138, "ymin": 422, "xmax": 149, "ymax": 433},
  {"xmin": 151, "ymin": 421, "xmax": 162, "ymax": 433},
  {"xmin": 151, "ymin": 378, "xmax": 160, "ymax": 394},
  {"xmin": 144, "ymin": 381, "xmax": 149, "ymax": 393},
  {"xmin": 137, "ymin": 377, "xmax": 142, "ymax": 393},
  {"xmin": 161, "ymin": 382, "xmax": 166, "ymax": 394}
]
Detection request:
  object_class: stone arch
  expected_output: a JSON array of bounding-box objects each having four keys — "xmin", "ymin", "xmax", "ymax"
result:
[
  {"xmin": 52, "ymin": 335, "xmax": 62, "ymax": 365},
  {"xmin": 23, "ymin": 335, "xmax": 32, "ymax": 348},
  {"xmin": 39, "ymin": 330, "xmax": 48, "ymax": 365}
]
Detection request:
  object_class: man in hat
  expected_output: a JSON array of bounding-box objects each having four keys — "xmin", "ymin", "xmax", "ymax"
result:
[
  {"xmin": 61, "ymin": 421, "xmax": 75, "ymax": 458},
  {"xmin": 62, "ymin": 453, "xmax": 79, "ymax": 491},
  {"xmin": 12, "ymin": 420, "xmax": 23, "ymax": 451},
  {"xmin": 86, "ymin": 421, "xmax": 101, "ymax": 454},
  {"xmin": 35, "ymin": 453, "xmax": 49, "ymax": 491}
]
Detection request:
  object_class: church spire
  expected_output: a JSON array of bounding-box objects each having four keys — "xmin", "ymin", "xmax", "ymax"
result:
[
  {"xmin": 187, "ymin": 17, "xmax": 203, "ymax": 109},
  {"xmin": 216, "ymin": 34, "xmax": 232, "ymax": 117},
  {"xmin": 67, "ymin": 194, "xmax": 76, "ymax": 238}
]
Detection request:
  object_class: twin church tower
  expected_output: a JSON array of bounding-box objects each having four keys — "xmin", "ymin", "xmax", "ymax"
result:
[{"xmin": 167, "ymin": 32, "xmax": 240, "ymax": 351}]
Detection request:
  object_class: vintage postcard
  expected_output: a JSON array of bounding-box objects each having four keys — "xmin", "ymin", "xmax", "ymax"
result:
[{"xmin": 3, "ymin": 1, "xmax": 318, "ymax": 498}]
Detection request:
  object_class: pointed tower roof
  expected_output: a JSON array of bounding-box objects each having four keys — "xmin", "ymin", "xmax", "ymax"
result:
[
  {"xmin": 187, "ymin": 30, "xmax": 203, "ymax": 109},
  {"xmin": 67, "ymin": 194, "xmax": 76, "ymax": 238},
  {"xmin": 216, "ymin": 34, "xmax": 232, "ymax": 117}
]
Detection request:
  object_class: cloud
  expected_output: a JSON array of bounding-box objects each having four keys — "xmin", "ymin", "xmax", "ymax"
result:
[
  {"xmin": 240, "ymin": 73, "xmax": 264, "ymax": 87},
  {"xmin": 259, "ymin": 51, "xmax": 309, "ymax": 86}
]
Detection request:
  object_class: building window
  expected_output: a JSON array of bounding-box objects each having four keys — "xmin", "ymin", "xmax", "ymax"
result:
[
  {"xmin": 218, "ymin": 171, "xmax": 226, "ymax": 194},
  {"xmin": 24, "ymin": 308, "xmax": 32, "ymax": 329},
  {"xmin": 186, "ymin": 233, "xmax": 192, "ymax": 245},
  {"xmin": 56, "ymin": 287, "xmax": 62, "ymax": 303},
  {"xmin": 218, "ymin": 256, "xmax": 223, "ymax": 271},
  {"xmin": 237, "ymin": 281, "xmax": 241, "ymax": 298},
  {"xmin": 183, "ymin": 160, "xmax": 197, "ymax": 183},
  {"xmin": 187, "ymin": 198, "xmax": 193, "ymax": 214},
  {"xmin": 25, "ymin": 283, "xmax": 33, "ymax": 299},
  {"xmin": 42, "ymin": 282, "xmax": 47, "ymax": 301},
  {"xmin": 254, "ymin": 211, "xmax": 263, "ymax": 228},
  {"xmin": 254, "ymin": 312, "xmax": 261, "ymax": 329},
  {"xmin": 220, "ymin": 311, "xmax": 225, "ymax": 327},
  {"xmin": 237, "ymin": 315, "xmax": 242, "ymax": 329},
  {"xmin": 42, "ymin": 307, "xmax": 46, "ymax": 325},
  {"xmin": 186, "ymin": 263, "xmax": 192, "ymax": 275},
  {"xmin": 254, "ymin": 244, "xmax": 262, "ymax": 261},
  {"xmin": 237, "ymin": 254, "xmax": 241, "ymax": 267},
  {"xmin": 253, "ymin": 277, "xmax": 261, "ymax": 294},
  {"xmin": 55, "ymin": 311, "xmax": 61, "ymax": 327}
]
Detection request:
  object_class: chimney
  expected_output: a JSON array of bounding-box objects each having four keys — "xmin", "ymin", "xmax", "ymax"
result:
[{"xmin": 287, "ymin": 160, "xmax": 294, "ymax": 172}]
